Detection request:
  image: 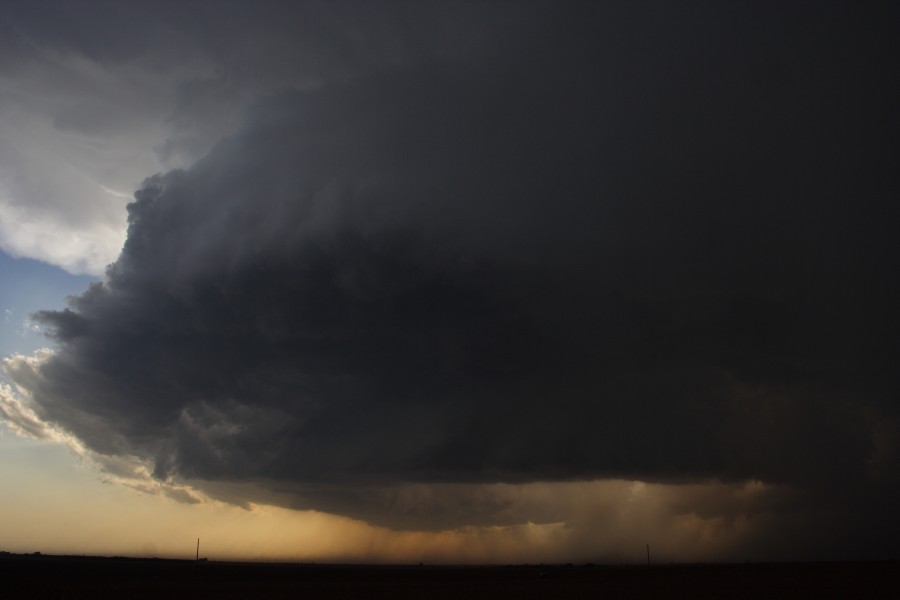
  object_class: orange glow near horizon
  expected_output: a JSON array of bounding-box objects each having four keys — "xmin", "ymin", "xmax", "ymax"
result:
[{"xmin": 0, "ymin": 431, "xmax": 795, "ymax": 564}]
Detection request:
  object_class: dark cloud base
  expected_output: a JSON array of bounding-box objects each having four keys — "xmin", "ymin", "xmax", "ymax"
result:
[{"xmin": 3, "ymin": 1, "xmax": 898, "ymax": 557}]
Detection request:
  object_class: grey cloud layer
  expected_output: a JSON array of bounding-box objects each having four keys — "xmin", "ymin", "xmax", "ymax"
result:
[
  {"xmin": 4, "ymin": 1, "xmax": 899, "ymax": 554},
  {"xmin": 0, "ymin": 0, "xmax": 529, "ymax": 272}
]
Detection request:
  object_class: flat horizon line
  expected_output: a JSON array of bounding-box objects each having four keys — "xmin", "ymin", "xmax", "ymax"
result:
[{"xmin": 3, "ymin": 551, "xmax": 897, "ymax": 568}]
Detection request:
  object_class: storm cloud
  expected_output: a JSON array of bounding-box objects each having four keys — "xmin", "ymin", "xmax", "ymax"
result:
[{"xmin": 2, "ymin": 1, "xmax": 899, "ymax": 558}]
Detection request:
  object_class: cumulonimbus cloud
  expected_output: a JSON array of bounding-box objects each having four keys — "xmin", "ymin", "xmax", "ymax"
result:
[{"xmin": 2, "ymin": 2, "xmax": 898, "ymax": 557}]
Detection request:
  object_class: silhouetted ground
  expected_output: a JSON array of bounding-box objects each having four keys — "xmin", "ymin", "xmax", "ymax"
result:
[{"xmin": 1, "ymin": 553, "xmax": 898, "ymax": 599}]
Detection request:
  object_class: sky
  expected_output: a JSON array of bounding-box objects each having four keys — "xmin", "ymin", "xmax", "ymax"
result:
[{"xmin": 1, "ymin": 0, "xmax": 898, "ymax": 563}]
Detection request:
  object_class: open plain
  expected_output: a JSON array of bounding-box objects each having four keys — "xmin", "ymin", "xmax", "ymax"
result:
[{"xmin": 1, "ymin": 554, "xmax": 898, "ymax": 599}]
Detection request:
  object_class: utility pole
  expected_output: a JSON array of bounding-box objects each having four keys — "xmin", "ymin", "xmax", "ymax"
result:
[
  {"xmin": 646, "ymin": 543, "xmax": 650, "ymax": 566},
  {"xmin": 196, "ymin": 538, "xmax": 200, "ymax": 562}
]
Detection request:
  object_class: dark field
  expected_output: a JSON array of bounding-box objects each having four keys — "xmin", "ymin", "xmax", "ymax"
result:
[{"xmin": 1, "ymin": 554, "xmax": 897, "ymax": 599}]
